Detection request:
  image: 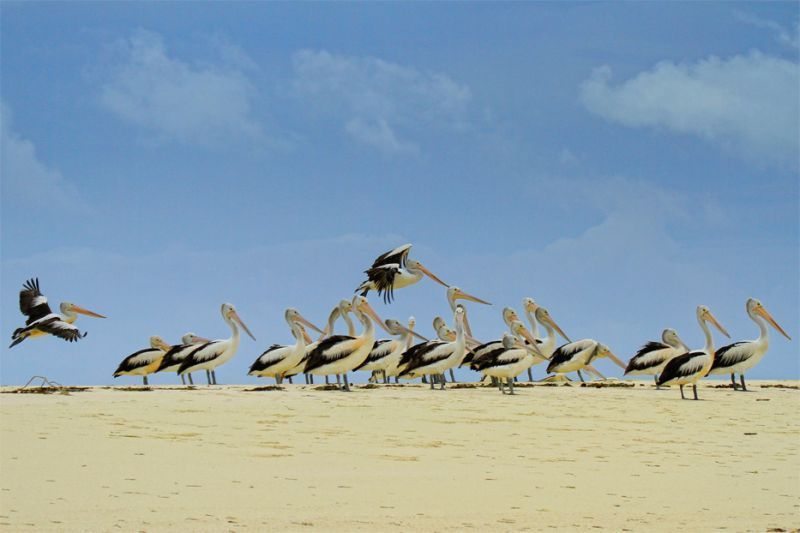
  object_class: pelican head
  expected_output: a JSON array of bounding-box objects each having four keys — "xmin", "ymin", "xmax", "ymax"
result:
[
  {"xmin": 534, "ymin": 306, "xmax": 571, "ymax": 342},
  {"xmin": 747, "ymin": 298, "xmax": 791, "ymax": 340},
  {"xmin": 285, "ymin": 308, "xmax": 325, "ymax": 335},
  {"xmin": 406, "ymin": 258, "xmax": 449, "ymax": 288},
  {"xmin": 351, "ymin": 295, "xmax": 392, "ymax": 333},
  {"xmin": 385, "ymin": 319, "xmax": 429, "ymax": 341},
  {"xmin": 446, "ymin": 286, "xmax": 491, "ymax": 311},
  {"xmin": 523, "ymin": 297, "xmax": 539, "ymax": 314},
  {"xmin": 502, "ymin": 332, "xmax": 523, "ymax": 350},
  {"xmin": 502, "ymin": 307, "xmax": 520, "ymax": 328},
  {"xmin": 149, "ymin": 336, "xmax": 171, "ymax": 351},
  {"xmin": 222, "ymin": 303, "xmax": 256, "ymax": 341},
  {"xmin": 697, "ymin": 305, "xmax": 730, "ymax": 338},
  {"xmin": 181, "ymin": 332, "xmax": 210, "ymax": 345},
  {"xmin": 60, "ymin": 302, "xmax": 106, "ymax": 319},
  {"xmin": 438, "ymin": 326, "xmax": 457, "ymax": 342},
  {"xmin": 432, "ymin": 316, "xmax": 446, "ymax": 331},
  {"xmin": 661, "ymin": 328, "xmax": 689, "ymax": 351},
  {"xmin": 408, "ymin": 316, "xmax": 416, "ymax": 329},
  {"xmin": 594, "ymin": 342, "xmax": 625, "ymax": 369}
]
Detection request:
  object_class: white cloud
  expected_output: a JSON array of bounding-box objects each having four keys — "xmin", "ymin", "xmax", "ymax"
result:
[
  {"xmin": 0, "ymin": 102, "xmax": 90, "ymax": 214},
  {"xmin": 291, "ymin": 49, "xmax": 472, "ymax": 154},
  {"xmin": 100, "ymin": 30, "xmax": 264, "ymax": 147},
  {"xmin": 580, "ymin": 52, "xmax": 799, "ymax": 166},
  {"xmin": 734, "ymin": 11, "xmax": 799, "ymax": 50}
]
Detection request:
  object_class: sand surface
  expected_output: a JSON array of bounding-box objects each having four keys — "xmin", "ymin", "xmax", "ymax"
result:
[{"xmin": 1, "ymin": 380, "xmax": 798, "ymax": 531}]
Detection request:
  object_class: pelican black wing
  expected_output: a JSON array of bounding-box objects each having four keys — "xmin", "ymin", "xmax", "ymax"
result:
[
  {"xmin": 371, "ymin": 244, "xmax": 412, "ymax": 269},
  {"xmin": 19, "ymin": 278, "xmax": 53, "ymax": 325},
  {"xmin": 303, "ymin": 335, "xmax": 355, "ymax": 372},
  {"xmin": 710, "ymin": 342, "xmax": 748, "ymax": 371}
]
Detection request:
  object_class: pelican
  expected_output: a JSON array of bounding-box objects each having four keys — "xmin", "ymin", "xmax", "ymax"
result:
[
  {"xmin": 398, "ymin": 306, "xmax": 469, "ymax": 389},
  {"xmin": 249, "ymin": 320, "xmax": 310, "ymax": 383},
  {"xmin": 471, "ymin": 333, "xmax": 533, "ymax": 394},
  {"xmin": 657, "ymin": 306, "xmax": 730, "ymax": 399},
  {"xmin": 384, "ymin": 316, "xmax": 418, "ymax": 383},
  {"xmin": 708, "ymin": 298, "xmax": 791, "ymax": 391},
  {"xmin": 356, "ymin": 244, "xmax": 449, "ymax": 303},
  {"xmin": 10, "ymin": 278, "xmax": 106, "ymax": 348},
  {"xmin": 113, "ymin": 336, "xmax": 171, "ymax": 385},
  {"xmin": 461, "ymin": 307, "xmax": 518, "ymax": 369},
  {"xmin": 284, "ymin": 302, "xmax": 345, "ymax": 385},
  {"xmin": 356, "ymin": 318, "xmax": 427, "ymax": 383},
  {"xmin": 304, "ymin": 296, "xmax": 389, "ymax": 390},
  {"xmin": 178, "ymin": 303, "xmax": 255, "ymax": 385},
  {"xmin": 155, "ymin": 332, "xmax": 210, "ymax": 385},
  {"xmin": 624, "ymin": 329, "xmax": 690, "ymax": 387},
  {"xmin": 547, "ymin": 339, "xmax": 625, "ymax": 382}
]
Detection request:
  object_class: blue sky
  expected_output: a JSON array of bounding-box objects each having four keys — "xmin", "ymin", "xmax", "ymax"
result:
[{"xmin": 1, "ymin": 2, "xmax": 797, "ymax": 385}]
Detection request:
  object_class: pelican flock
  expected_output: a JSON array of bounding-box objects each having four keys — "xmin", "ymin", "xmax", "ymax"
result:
[{"xmin": 8, "ymin": 243, "xmax": 793, "ymax": 397}]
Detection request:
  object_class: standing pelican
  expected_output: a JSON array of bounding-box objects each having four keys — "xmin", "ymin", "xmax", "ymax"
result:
[
  {"xmin": 399, "ymin": 307, "xmax": 469, "ymax": 389},
  {"xmin": 657, "ymin": 306, "xmax": 730, "ymax": 400},
  {"xmin": 624, "ymin": 329, "xmax": 690, "ymax": 387},
  {"xmin": 356, "ymin": 319, "xmax": 427, "ymax": 382},
  {"xmin": 708, "ymin": 298, "xmax": 791, "ymax": 391},
  {"xmin": 178, "ymin": 303, "xmax": 256, "ymax": 385},
  {"xmin": 461, "ymin": 307, "xmax": 519, "ymax": 369},
  {"xmin": 471, "ymin": 333, "xmax": 533, "ymax": 394},
  {"xmin": 155, "ymin": 333, "xmax": 210, "ymax": 384},
  {"xmin": 547, "ymin": 339, "xmax": 625, "ymax": 382},
  {"xmin": 284, "ymin": 302, "xmax": 345, "ymax": 385},
  {"xmin": 356, "ymin": 244, "xmax": 450, "ymax": 303},
  {"xmin": 10, "ymin": 278, "xmax": 106, "ymax": 348},
  {"xmin": 113, "ymin": 336, "xmax": 171, "ymax": 385},
  {"xmin": 304, "ymin": 296, "xmax": 389, "ymax": 390},
  {"xmin": 249, "ymin": 321, "xmax": 310, "ymax": 383}
]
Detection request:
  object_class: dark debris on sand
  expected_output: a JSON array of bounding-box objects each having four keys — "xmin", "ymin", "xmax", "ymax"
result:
[
  {"xmin": 3, "ymin": 386, "xmax": 90, "ymax": 395},
  {"xmin": 581, "ymin": 382, "xmax": 635, "ymax": 388},
  {"xmin": 244, "ymin": 386, "xmax": 285, "ymax": 392}
]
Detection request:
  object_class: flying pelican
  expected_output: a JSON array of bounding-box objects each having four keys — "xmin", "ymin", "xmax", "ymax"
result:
[
  {"xmin": 155, "ymin": 333, "xmax": 210, "ymax": 385},
  {"xmin": 624, "ymin": 329, "xmax": 690, "ymax": 387},
  {"xmin": 178, "ymin": 303, "xmax": 256, "ymax": 385},
  {"xmin": 249, "ymin": 320, "xmax": 311, "ymax": 383},
  {"xmin": 657, "ymin": 306, "xmax": 730, "ymax": 399},
  {"xmin": 708, "ymin": 298, "xmax": 790, "ymax": 391},
  {"xmin": 398, "ymin": 306, "xmax": 469, "ymax": 389},
  {"xmin": 10, "ymin": 278, "xmax": 106, "ymax": 348},
  {"xmin": 471, "ymin": 333, "xmax": 533, "ymax": 394},
  {"xmin": 547, "ymin": 339, "xmax": 625, "ymax": 382},
  {"xmin": 356, "ymin": 318, "xmax": 427, "ymax": 383},
  {"xmin": 304, "ymin": 296, "xmax": 389, "ymax": 390},
  {"xmin": 356, "ymin": 244, "xmax": 449, "ymax": 303},
  {"xmin": 113, "ymin": 336, "xmax": 171, "ymax": 385}
]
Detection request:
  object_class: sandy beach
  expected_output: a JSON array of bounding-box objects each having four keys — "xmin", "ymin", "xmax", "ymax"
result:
[{"xmin": 1, "ymin": 381, "xmax": 798, "ymax": 531}]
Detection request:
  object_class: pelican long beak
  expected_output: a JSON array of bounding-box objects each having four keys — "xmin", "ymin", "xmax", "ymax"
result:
[
  {"xmin": 360, "ymin": 301, "xmax": 392, "ymax": 334},
  {"xmin": 546, "ymin": 316, "xmax": 571, "ymax": 343},
  {"xmin": 232, "ymin": 311, "xmax": 256, "ymax": 340},
  {"xmin": 516, "ymin": 328, "xmax": 546, "ymax": 358},
  {"xmin": 707, "ymin": 311, "xmax": 730, "ymax": 338},
  {"xmin": 465, "ymin": 334, "xmax": 482, "ymax": 345},
  {"xmin": 605, "ymin": 350, "xmax": 626, "ymax": 369},
  {"xmin": 193, "ymin": 336, "xmax": 211, "ymax": 344},
  {"xmin": 71, "ymin": 305, "xmax": 106, "ymax": 318},
  {"xmin": 392, "ymin": 323, "xmax": 429, "ymax": 342},
  {"xmin": 417, "ymin": 263, "xmax": 450, "ymax": 288},
  {"xmin": 462, "ymin": 311, "xmax": 474, "ymax": 337},
  {"xmin": 756, "ymin": 306, "xmax": 791, "ymax": 340},
  {"xmin": 453, "ymin": 288, "xmax": 491, "ymax": 306},
  {"xmin": 294, "ymin": 313, "xmax": 325, "ymax": 335},
  {"xmin": 300, "ymin": 327, "xmax": 313, "ymax": 344}
]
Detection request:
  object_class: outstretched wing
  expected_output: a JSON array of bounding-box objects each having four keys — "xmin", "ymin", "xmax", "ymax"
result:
[
  {"xmin": 33, "ymin": 316, "xmax": 85, "ymax": 343},
  {"xmin": 19, "ymin": 278, "xmax": 53, "ymax": 325},
  {"xmin": 371, "ymin": 244, "xmax": 412, "ymax": 269},
  {"xmin": 362, "ymin": 264, "xmax": 400, "ymax": 303}
]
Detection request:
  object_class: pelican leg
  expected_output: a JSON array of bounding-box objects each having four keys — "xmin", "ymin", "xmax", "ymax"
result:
[
  {"xmin": 342, "ymin": 373, "xmax": 350, "ymax": 392},
  {"xmin": 143, "ymin": 375, "xmax": 148, "ymax": 386},
  {"xmin": 180, "ymin": 374, "xmax": 186, "ymax": 385},
  {"xmin": 276, "ymin": 375, "xmax": 282, "ymax": 385},
  {"xmin": 212, "ymin": 371, "xmax": 218, "ymax": 385},
  {"xmin": 429, "ymin": 376, "xmax": 435, "ymax": 390},
  {"xmin": 288, "ymin": 376, "xmax": 293, "ymax": 384},
  {"xmin": 498, "ymin": 379, "xmax": 505, "ymax": 394},
  {"xmin": 527, "ymin": 368, "xmax": 534, "ymax": 382},
  {"xmin": 187, "ymin": 373, "xmax": 194, "ymax": 386},
  {"xmin": 693, "ymin": 384, "xmax": 698, "ymax": 400},
  {"xmin": 383, "ymin": 370, "xmax": 388, "ymax": 384},
  {"xmin": 508, "ymin": 377, "xmax": 515, "ymax": 395},
  {"xmin": 422, "ymin": 375, "xmax": 428, "ymax": 384},
  {"xmin": 325, "ymin": 375, "xmax": 330, "ymax": 385},
  {"xmin": 449, "ymin": 369, "xmax": 456, "ymax": 383},
  {"xmin": 654, "ymin": 375, "xmax": 660, "ymax": 389},
  {"xmin": 679, "ymin": 385, "xmax": 685, "ymax": 399},
  {"xmin": 740, "ymin": 375, "xmax": 747, "ymax": 392},
  {"xmin": 730, "ymin": 373, "xmax": 739, "ymax": 389},
  {"xmin": 206, "ymin": 370, "xmax": 211, "ymax": 385},
  {"xmin": 440, "ymin": 374, "xmax": 446, "ymax": 390},
  {"xmin": 577, "ymin": 370, "xmax": 585, "ymax": 383}
]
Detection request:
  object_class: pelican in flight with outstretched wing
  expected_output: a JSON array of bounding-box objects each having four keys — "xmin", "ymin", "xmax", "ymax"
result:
[
  {"xmin": 10, "ymin": 278, "xmax": 106, "ymax": 348},
  {"xmin": 356, "ymin": 244, "xmax": 449, "ymax": 303},
  {"xmin": 708, "ymin": 298, "xmax": 790, "ymax": 391}
]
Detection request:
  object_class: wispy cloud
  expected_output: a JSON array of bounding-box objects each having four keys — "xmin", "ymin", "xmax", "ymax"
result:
[
  {"xmin": 99, "ymin": 30, "xmax": 265, "ymax": 148},
  {"xmin": 0, "ymin": 102, "xmax": 90, "ymax": 214},
  {"xmin": 291, "ymin": 49, "xmax": 472, "ymax": 155},
  {"xmin": 580, "ymin": 52, "xmax": 799, "ymax": 167},
  {"xmin": 734, "ymin": 10, "xmax": 799, "ymax": 49}
]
